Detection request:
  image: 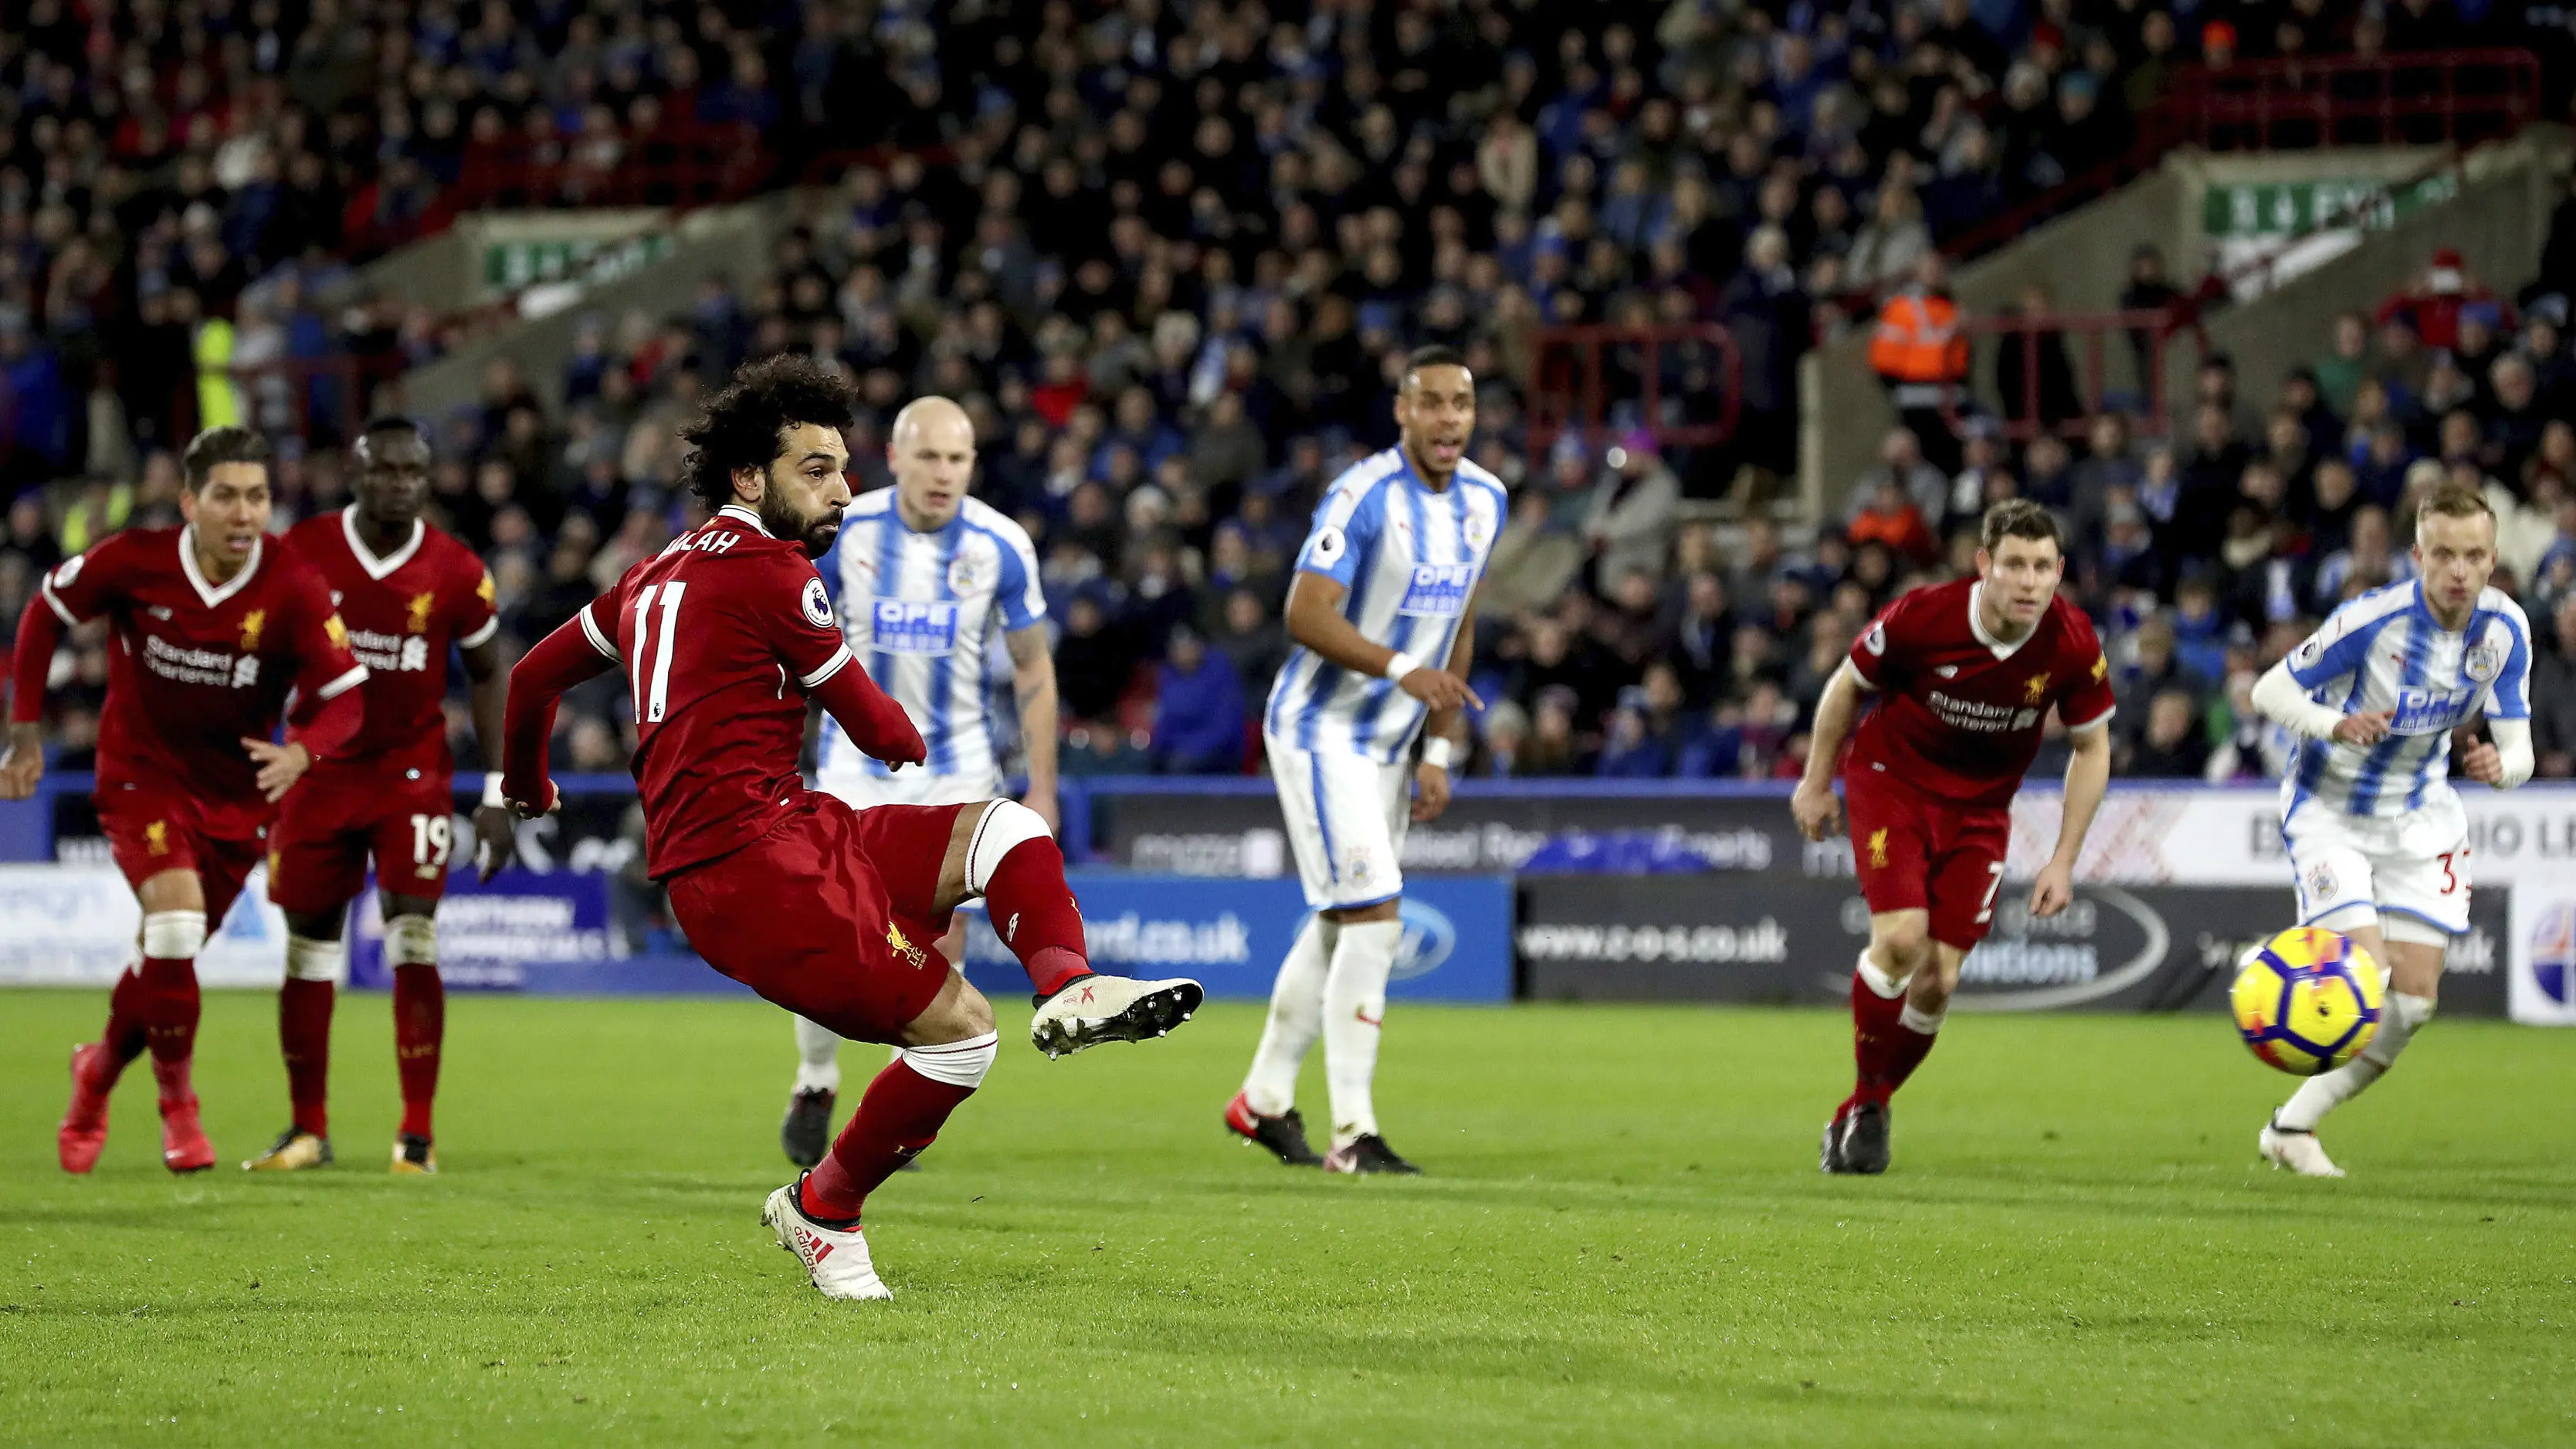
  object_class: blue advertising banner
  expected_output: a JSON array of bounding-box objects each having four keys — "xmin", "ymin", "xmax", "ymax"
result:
[
  {"xmin": 958, "ymin": 870, "xmax": 1516, "ymax": 1003},
  {"xmin": 350, "ymin": 868, "xmax": 616, "ymax": 992}
]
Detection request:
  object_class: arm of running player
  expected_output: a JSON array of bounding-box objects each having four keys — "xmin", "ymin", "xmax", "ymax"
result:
[
  {"xmin": 256, "ymin": 591, "xmax": 368, "ymax": 801},
  {"xmin": 1791, "ymin": 661, "xmax": 1871, "ymax": 842},
  {"xmin": 808, "ymin": 658, "xmax": 926, "ymax": 768},
  {"xmin": 2032, "ymin": 718, "xmax": 2110, "ymax": 918},
  {"xmin": 1414, "ymin": 591, "xmax": 1481, "ymax": 823},
  {"xmin": 2461, "ymin": 609, "xmax": 2537, "ymax": 789},
  {"xmin": 0, "ymin": 592, "xmax": 64, "ymax": 799},
  {"xmin": 1005, "ymin": 623, "xmax": 1060, "ymax": 830},
  {"xmin": 1283, "ymin": 572, "xmax": 1482, "ymax": 711},
  {"xmin": 501, "ymin": 608, "xmax": 618, "ymax": 816},
  {"xmin": 2249, "ymin": 658, "xmax": 2391, "ymax": 745},
  {"xmin": 461, "ymin": 635, "xmax": 519, "ymax": 877}
]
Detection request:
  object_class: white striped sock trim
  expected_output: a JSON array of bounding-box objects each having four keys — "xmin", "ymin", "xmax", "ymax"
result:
[
  {"xmin": 1898, "ymin": 1002, "xmax": 1946, "ymax": 1035},
  {"xmin": 900, "ymin": 1031, "xmax": 998, "ymax": 1088}
]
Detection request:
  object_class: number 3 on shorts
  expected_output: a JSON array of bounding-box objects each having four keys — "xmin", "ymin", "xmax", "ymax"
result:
[{"xmin": 1977, "ymin": 860, "xmax": 2006, "ymax": 923}]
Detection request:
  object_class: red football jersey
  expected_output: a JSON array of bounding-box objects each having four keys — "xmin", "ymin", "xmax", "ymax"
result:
[
  {"xmin": 1844, "ymin": 577, "xmax": 2115, "ymax": 808},
  {"xmin": 285, "ymin": 508, "xmax": 497, "ymax": 781},
  {"xmin": 578, "ymin": 504, "xmax": 857, "ymax": 878},
  {"xmin": 39, "ymin": 525, "xmax": 367, "ymax": 833}
]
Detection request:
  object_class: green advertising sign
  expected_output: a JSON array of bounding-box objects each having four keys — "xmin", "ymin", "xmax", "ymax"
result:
[
  {"xmin": 482, "ymin": 234, "xmax": 673, "ymax": 292},
  {"xmin": 2201, "ymin": 175, "xmax": 2457, "ymax": 239}
]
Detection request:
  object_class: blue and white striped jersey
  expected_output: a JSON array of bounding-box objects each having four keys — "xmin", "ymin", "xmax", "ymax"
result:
[
  {"xmin": 2280, "ymin": 580, "xmax": 2532, "ymax": 820},
  {"xmin": 1263, "ymin": 447, "xmax": 1509, "ymax": 763},
  {"xmin": 815, "ymin": 490, "xmax": 1044, "ymax": 787}
]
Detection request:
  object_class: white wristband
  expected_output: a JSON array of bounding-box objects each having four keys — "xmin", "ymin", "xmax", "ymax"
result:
[
  {"xmin": 482, "ymin": 772, "xmax": 507, "ymax": 809},
  {"xmin": 1422, "ymin": 736, "xmax": 1457, "ymax": 770},
  {"xmin": 1382, "ymin": 651, "xmax": 1420, "ymax": 683}
]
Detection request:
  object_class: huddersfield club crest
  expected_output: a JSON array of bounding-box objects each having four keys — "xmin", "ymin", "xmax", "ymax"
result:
[{"xmin": 2462, "ymin": 641, "xmax": 2502, "ymax": 684}]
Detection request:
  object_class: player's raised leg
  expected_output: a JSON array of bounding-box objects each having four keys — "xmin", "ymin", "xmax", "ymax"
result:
[{"xmin": 2260, "ymin": 913, "xmax": 2443, "ymax": 1178}]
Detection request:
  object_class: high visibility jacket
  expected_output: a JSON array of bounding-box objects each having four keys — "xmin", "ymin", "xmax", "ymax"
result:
[
  {"xmin": 194, "ymin": 317, "xmax": 242, "ymax": 430},
  {"xmin": 1868, "ymin": 291, "xmax": 1969, "ymax": 385}
]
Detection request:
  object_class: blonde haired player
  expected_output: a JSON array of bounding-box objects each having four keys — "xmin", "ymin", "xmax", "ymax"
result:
[
  {"xmin": 782, "ymin": 395, "xmax": 1058, "ymax": 1169},
  {"xmin": 2249, "ymin": 483, "xmax": 2534, "ymax": 1176}
]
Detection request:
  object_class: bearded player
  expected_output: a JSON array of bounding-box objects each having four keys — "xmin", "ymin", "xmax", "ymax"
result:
[
  {"xmin": 1791, "ymin": 500, "xmax": 2116, "ymax": 1175},
  {"xmin": 3, "ymin": 426, "xmax": 366, "ymax": 1174},
  {"xmin": 247, "ymin": 417, "xmax": 517, "ymax": 1175},
  {"xmin": 500, "ymin": 356, "xmax": 1200, "ymax": 1301},
  {"xmin": 1226, "ymin": 345, "xmax": 1503, "ymax": 1176},
  {"xmin": 784, "ymin": 394, "xmax": 1059, "ymax": 1170},
  {"xmin": 2248, "ymin": 484, "xmax": 2533, "ymax": 1177}
]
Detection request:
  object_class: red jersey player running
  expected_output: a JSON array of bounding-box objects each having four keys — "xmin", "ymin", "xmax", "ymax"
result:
[
  {"xmin": 500, "ymin": 358, "xmax": 1202, "ymax": 1301},
  {"xmin": 248, "ymin": 416, "xmax": 517, "ymax": 1175},
  {"xmin": 2, "ymin": 426, "xmax": 367, "ymax": 1174},
  {"xmin": 1791, "ymin": 501, "xmax": 2116, "ymax": 1175}
]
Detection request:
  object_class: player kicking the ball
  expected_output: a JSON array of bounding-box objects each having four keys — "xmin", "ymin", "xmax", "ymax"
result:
[
  {"xmin": 2249, "ymin": 484, "xmax": 2533, "ymax": 1177},
  {"xmin": 500, "ymin": 357, "xmax": 1199, "ymax": 1300},
  {"xmin": 1226, "ymin": 345, "xmax": 1505, "ymax": 1175},
  {"xmin": 1793, "ymin": 500, "xmax": 2116, "ymax": 1174},
  {"xmin": 249, "ymin": 417, "xmax": 517, "ymax": 1175},
  {"xmin": 4, "ymin": 426, "xmax": 366, "ymax": 1174},
  {"xmin": 784, "ymin": 394, "xmax": 1059, "ymax": 1171}
]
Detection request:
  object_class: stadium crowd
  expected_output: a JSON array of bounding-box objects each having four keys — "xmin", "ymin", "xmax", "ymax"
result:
[{"xmin": 5, "ymin": 0, "xmax": 2576, "ymax": 791}]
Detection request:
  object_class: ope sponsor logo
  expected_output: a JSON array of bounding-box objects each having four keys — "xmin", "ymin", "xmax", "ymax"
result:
[
  {"xmin": 869, "ymin": 599, "xmax": 961, "ymax": 654},
  {"xmin": 1397, "ymin": 563, "xmax": 1473, "ymax": 619}
]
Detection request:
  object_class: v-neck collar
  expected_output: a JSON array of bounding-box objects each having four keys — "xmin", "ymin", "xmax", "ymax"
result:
[
  {"xmin": 342, "ymin": 506, "xmax": 425, "ymax": 580},
  {"xmin": 179, "ymin": 524, "xmax": 263, "ymax": 609},
  {"xmin": 1966, "ymin": 582, "xmax": 2039, "ymax": 662}
]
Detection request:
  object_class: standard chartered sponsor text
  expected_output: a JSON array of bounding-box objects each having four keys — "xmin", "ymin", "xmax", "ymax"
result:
[{"xmin": 1517, "ymin": 918, "xmax": 1790, "ymax": 964}]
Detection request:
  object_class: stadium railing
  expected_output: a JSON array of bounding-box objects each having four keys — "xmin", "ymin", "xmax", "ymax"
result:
[
  {"xmin": 1948, "ymin": 308, "xmax": 2203, "ymax": 445},
  {"xmin": 449, "ymin": 124, "xmax": 774, "ymax": 213},
  {"xmin": 1524, "ymin": 323, "xmax": 1742, "ymax": 460}
]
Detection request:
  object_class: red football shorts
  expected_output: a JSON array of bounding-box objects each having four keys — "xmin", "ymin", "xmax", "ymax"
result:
[
  {"xmin": 95, "ymin": 782, "xmax": 267, "ymax": 927},
  {"xmin": 665, "ymin": 793, "xmax": 969, "ymax": 1044},
  {"xmin": 267, "ymin": 766, "xmax": 458, "ymax": 914},
  {"xmin": 1843, "ymin": 762, "xmax": 2013, "ymax": 952}
]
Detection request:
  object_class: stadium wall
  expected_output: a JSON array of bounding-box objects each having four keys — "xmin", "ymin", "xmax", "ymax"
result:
[{"xmin": 5, "ymin": 778, "xmax": 2571, "ymax": 1024}]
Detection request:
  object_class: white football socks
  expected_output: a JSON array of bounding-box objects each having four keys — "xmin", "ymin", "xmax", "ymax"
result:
[
  {"xmin": 1322, "ymin": 918, "xmax": 1403, "ymax": 1146},
  {"xmin": 1242, "ymin": 916, "xmax": 1336, "ymax": 1117},
  {"xmin": 2276, "ymin": 991, "xmax": 2435, "ymax": 1132},
  {"xmin": 793, "ymin": 1015, "xmax": 842, "ymax": 1095}
]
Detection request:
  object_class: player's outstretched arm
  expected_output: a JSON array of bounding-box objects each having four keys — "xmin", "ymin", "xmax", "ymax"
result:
[
  {"xmin": 2032, "ymin": 720, "xmax": 2111, "ymax": 917},
  {"xmin": 811, "ymin": 659, "xmax": 926, "ymax": 770},
  {"xmin": 2459, "ymin": 718, "xmax": 2533, "ymax": 789},
  {"xmin": 2249, "ymin": 657, "xmax": 2391, "ymax": 745},
  {"xmin": 1791, "ymin": 662, "xmax": 1869, "ymax": 842},
  {"xmin": 1, "ymin": 594, "xmax": 64, "ymax": 799},
  {"xmin": 1283, "ymin": 573, "xmax": 1481, "ymax": 711},
  {"xmin": 1414, "ymin": 589, "xmax": 1483, "ymax": 823},
  {"xmin": 501, "ymin": 613, "xmax": 616, "ymax": 814},
  {"xmin": 1005, "ymin": 623, "xmax": 1060, "ymax": 830},
  {"xmin": 461, "ymin": 636, "xmax": 520, "ymax": 877}
]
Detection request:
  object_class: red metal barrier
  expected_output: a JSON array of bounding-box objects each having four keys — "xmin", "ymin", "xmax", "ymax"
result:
[
  {"xmin": 1524, "ymin": 324, "xmax": 1742, "ymax": 461},
  {"xmin": 449, "ymin": 124, "xmax": 772, "ymax": 212},
  {"xmin": 1946, "ymin": 309, "xmax": 2205, "ymax": 445}
]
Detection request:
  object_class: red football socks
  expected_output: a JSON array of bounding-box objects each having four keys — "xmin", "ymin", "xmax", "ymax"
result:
[
  {"xmin": 280, "ymin": 978, "xmax": 334, "ymax": 1137},
  {"xmin": 97, "ymin": 968, "xmax": 154, "ymax": 1077},
  {"xmin": 139, "ymin": 956, "xmax": 200, "ymax": 1067},
  {"xmin": 1848, "ymin": 964, "xmax": 1938, "ymax": 1110},
  {"xmin": 393, "ymin": 965, "xmax": 444, "ymax": 1140},
  {"xmin": 800, "ymin": 1057, "xmax": 976, "ymax": 1222},
  {"xmin": 981, "ymin": 836, "xmax": 1092, "ymax": 996}
]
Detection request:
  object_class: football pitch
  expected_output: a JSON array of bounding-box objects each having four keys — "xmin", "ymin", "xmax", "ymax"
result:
[{"xmin": 2, "ymin": 991, "xmax": 2571, "ymax": 1447}]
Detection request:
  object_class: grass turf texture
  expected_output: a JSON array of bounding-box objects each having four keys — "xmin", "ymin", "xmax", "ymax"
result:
[{"xmin": 2, "ymin": 993, "xmax": 2571, "ymax": 1447}]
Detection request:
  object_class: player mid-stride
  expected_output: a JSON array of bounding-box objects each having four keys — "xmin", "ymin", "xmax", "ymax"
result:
[
  {"xmin": 500, "ymin": 356, "xmax": 1199, "ymax": 1300},
  {"xmin": 1225, "ymin": 345, "xmax": 1504, "ymax": 1176},
  {"xmin": 249, "ymin": 417, "xmax": 517, "ymax": 1175},
  {"xmin": 785, "ymin": 394, "xmax": 1059, "ymax": 1170},
  {"xmin": 1792, "ymin": 500, "xmax": 2116, "ymax": 1175},
  {"xmin": 2249, "ymin": 484, "xmax": 2532, "ymax": 1177},
  {"xmin": 3, "ymin": 426, "xmax": 366, "ymax": 1173}
]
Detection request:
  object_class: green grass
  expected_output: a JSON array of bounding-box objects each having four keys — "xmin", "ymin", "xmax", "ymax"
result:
[{"xmin": 1, "ymin": 991, "xmax": 2571, "ymax": 1447}]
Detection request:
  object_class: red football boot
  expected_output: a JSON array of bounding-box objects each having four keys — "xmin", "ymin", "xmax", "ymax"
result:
[
  {"xmin": 58, "ymin": 1043, "xmax": 115, "ymax": 1174},
  {"xmin": 151, "ymin": 1058, "xmax": 215, "ymax": 1173}
]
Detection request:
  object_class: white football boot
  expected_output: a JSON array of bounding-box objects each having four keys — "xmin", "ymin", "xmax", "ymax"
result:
[
  {"xmin": 761, "ymin": 1179, "xmax": 893, "ymax": 1301},
  {"xmin": 2259, "ymin": 1118, "xmax": 2345, "ymax": 1178},
  {"xmin": 1029, "ymin": 973, "xmax": 1203, "ymax": 1058}
]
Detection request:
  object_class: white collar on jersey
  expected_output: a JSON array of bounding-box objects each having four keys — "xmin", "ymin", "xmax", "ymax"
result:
[
  {"xmin": 1965, "ymin": 582, "xmax": 2040, "ymax": 662},
  {"xmin": 341, "ymin": 505, "xmax": 425, "ymax": 580},
  {"xmin": 178, "ymin": 524, "xmax": 264, "ymax": 609},
  {"xmin": 716, "ymin": 504, "xmax": 771, "ymax": 536}
]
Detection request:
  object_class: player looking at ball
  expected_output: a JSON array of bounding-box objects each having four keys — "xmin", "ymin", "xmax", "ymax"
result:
[
  {"xmin": 1792, "ymin": 500, "xmax": 2117, "ymax": 1175},
  {"xmin": 2247, "ymin": 482, "xmax": 2533, "ymax": 1177}
]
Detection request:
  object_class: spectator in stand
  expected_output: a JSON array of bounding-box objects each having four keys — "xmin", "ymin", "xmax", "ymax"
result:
[
  {"xmin": 2378, "ymin": 247, "xmax": 2507, "ymax": 354},
  {"xmin": 2115, "ymin": 615, "xmax": 2212, "ymax": 746},
  {"xmin": 1847, "ymin": 473, "xmax": 1940, "ymax": 566},
  {"xmin": 2120, "ymin": 689, "xmax": 2213, "ymax": 779},
  {"xmin": 1149, "ymin": 628, "xmax": 1246, "ymax": 777},
  {"xmin": 2534, "ymin": 593, "xmax": 2576, "ymax": 779},
  {"xmin": 1995, "ymin": 286, "xmax": 2086, "ymax": 436},
  {"xmin": 1849, "ymin": 427, "xmax": 1951, "ymax": 532},
  {"xmin": 1869, "ymin": 254, "xmax": 1972, "ymax": 473},
  {"xmin": 1582, "ymin": 432, "xmax": 1679, "ymax": 594},
  {"xmin": 2314, "ymin": 310, "xmax": 2375, "ymax": 419}
]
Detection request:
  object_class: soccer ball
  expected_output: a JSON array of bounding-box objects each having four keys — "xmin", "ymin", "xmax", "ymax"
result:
[{"xmin": 2231, "ymin": 928, "xmax": 2385, "ymax": 1076}]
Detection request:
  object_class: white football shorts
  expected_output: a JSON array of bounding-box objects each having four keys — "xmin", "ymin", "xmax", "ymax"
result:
[
  {"xmin": 1265, "ymin": 735, "xmax": 1412, "ymax": 911},
  {"xmin": 2283, "ymin": 792, "xmax": 2472, "ymax": 940}
]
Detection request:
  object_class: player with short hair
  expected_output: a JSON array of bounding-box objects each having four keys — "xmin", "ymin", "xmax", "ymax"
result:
[
  {"xmin": 246, "ymin": 416, "xmax": 517, "ymax": 1175},
  {"xmin": 1225, "ymin": 345, "xmax": 1505, "ymax": 1176},
  {"xmin": 4, "ymin": 426, "xmax": 367, "ymax": 1174},
  {"xmin": 500, "ymin": 356, "xmax": 1199, "ymax": 1300},
  {"xmin": 2248, "ymin": 483, "xmax": 2533, "ymax": 1176},
  {"xmin": 1793, "ymin": 498, "xmax": 2117, "ymax": 1174},
  {"xmin": 782, "ymin": 394, "xmax": 1057, "ymax": 1169}
]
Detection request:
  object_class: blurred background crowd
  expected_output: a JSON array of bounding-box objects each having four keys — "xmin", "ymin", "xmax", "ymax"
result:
[{"xmin": 4, "ymin": 0, "xmax": 2576, "ymax": 791}]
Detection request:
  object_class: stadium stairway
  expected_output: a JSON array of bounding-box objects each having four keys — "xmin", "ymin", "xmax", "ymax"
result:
[{"xmin": 1807, "ymin": 123, "xmax": 2575, "ymax": 511}]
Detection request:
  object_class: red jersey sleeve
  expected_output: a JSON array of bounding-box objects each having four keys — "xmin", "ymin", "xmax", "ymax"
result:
[
  {"xmin": 282, "ymin": 563, "xmax": 370, "ymax": 758},
  {"xmin": 38, "ymin": 531, "xmax": 140, "ymax": 624},
  {"xmin": 1846, "ymin": 589, "xmax": 1920, "ymax": 691},
  {"xmin": 749, "ymin": 553, "xmax": 856, "ymax": 687},
  {"xmin": 452, "ymin": 546, "xmax": 500, "ymax": 651},
  {"xmin": 576, "ymin": 579, "xmax": 625, "ymax": 666},
  {"xmin": 2054, "ymin": 606, "xmax": 2117, "ymax": 730}
]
